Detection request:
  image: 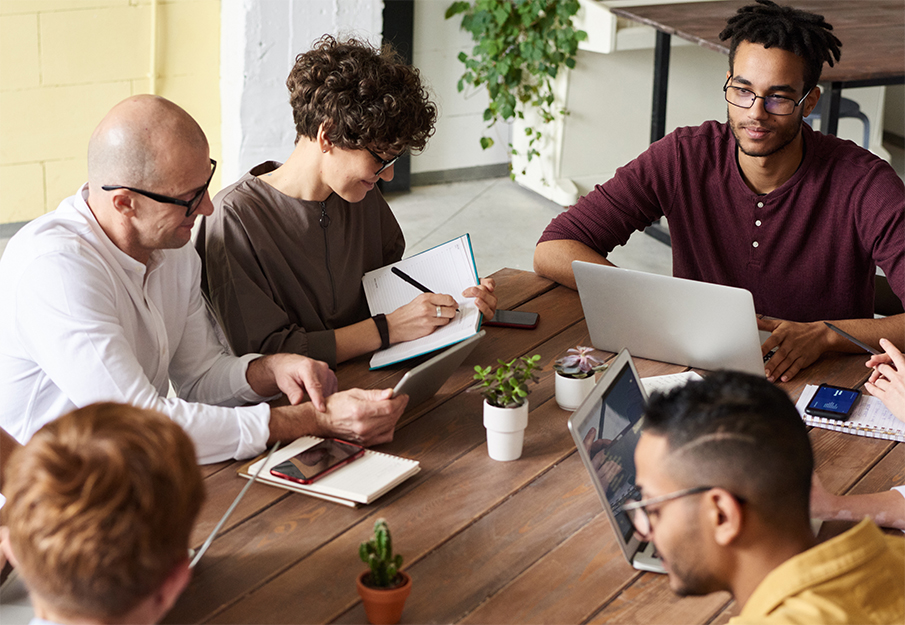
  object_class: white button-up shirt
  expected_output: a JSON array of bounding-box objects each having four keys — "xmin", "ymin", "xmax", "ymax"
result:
[{"xmin": 0, "ymin": 184, "xmax": 271, "ymax": 463}]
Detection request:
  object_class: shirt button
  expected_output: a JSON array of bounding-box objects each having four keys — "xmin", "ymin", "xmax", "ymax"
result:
[
  {"xmin": 757, "ymin": 201, "xmax": 764, "ymax": 208},
  {"xmin": 752, "ymin": 241, "xmax": 759, "ymax": 248},
  {"xmin": 755, "ymin": 220, "xmax": 762, "ymax": 227}
]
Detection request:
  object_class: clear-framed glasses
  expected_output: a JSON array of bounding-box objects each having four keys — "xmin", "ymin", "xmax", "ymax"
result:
[
  {"xmin": 366, "ymin": 147, "xmax": 403, "ymax": 176},
  {"xmin": 102, "ymin": 158, "xmax": 217, "ymax": 218},
  {"xmin": 723, "ymin": 77, "xmax": 811, "ymax": 116},
  {"xmin": 619, "ymin": 486, "xmax": 715, "ymax": 538}
]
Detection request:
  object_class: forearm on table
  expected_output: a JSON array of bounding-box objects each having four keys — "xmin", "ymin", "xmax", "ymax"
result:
[
  {"xmin": 817, "ymin": 489, "xmax": 905, "ymax": 531},
  {"xmin": 533, "ymin": 239, "xmax": 613, "ymax": 289},
  {"xmin": 819, "ymin": 315, "xmax": 905, "ymax": 353},
  {"xmin": 334, "ymin": 319, "xmax": 382, "ymax": 364}
]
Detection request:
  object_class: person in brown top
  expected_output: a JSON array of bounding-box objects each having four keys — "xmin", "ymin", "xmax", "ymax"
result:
[{"xmin": 197, "ymin": 35, "xmax": 497, "ymax": 368}]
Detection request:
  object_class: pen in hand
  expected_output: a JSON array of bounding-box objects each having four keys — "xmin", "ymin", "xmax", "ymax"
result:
[
  {"xmin": 391, "ymin": 267, "xmax": 459, "ymax": 312},
  {"xmin": 392, "ymin": 267, "xmax": 433, "ymax": 294}
]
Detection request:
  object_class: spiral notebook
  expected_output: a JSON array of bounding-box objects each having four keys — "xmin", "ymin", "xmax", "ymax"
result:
[
  {"xmin": 795, "ymin": 385, "xmax": 905, "ymax": 442},
  {"xmin": 237, "ymin": 437, "xmax": 420, "ymax": 507}
]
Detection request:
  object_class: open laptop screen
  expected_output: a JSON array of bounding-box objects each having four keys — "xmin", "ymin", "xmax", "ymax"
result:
[{"xmin": 579, "ymin": 361, "xmax": 646, "ymax": 543}]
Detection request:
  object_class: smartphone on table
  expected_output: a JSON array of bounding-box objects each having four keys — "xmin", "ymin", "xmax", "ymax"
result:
[
  {"xmin": 270, "ymin": 439, "xmax": 365, "ymax": 485},
  {"xmin": 804, "ymin": 384, "xmax": 861, "ymax": 421},
  {"xmin": 483, "ymin": 310, "xmax": 539, "ymax": 329}
]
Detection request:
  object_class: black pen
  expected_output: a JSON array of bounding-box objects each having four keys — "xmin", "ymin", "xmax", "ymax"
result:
[
  {"xmin": 391, "ymin": 267, "xmax": 460, "ymax": 312},
  {"xmin": 824, "ymin": 322, "xmax": 881, "ymax": 355},
  {"xmin": 392, "ymin": 266, "xmax": 433, "ymax": 294}
]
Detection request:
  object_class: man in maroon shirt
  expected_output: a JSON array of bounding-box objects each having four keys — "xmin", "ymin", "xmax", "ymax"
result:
[{"xmin": 534, "ymin": 0, "xmax": 904, "ymax": 383}]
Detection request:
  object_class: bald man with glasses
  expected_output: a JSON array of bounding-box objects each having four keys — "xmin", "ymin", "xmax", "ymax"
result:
[
  {"xmin": 0, "ymin": 94, "xmax": 407, "ymax": 464},
  {"xmin": 534, "ymin": 0, "xmax": 904, "ymax": 384}
]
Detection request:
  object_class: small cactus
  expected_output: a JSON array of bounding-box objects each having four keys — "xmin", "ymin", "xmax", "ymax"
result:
[{"xmin": 359, "ymin": 518, "xmax": 404, "ymax": 588}]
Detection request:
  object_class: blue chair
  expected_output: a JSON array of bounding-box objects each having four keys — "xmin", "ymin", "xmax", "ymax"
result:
[{"xmin": 805, "ymin": 96, "xmax": 871, "ymax": 149}]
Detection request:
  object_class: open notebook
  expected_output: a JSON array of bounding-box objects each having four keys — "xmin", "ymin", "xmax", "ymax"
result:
[
  {"xmin": 238, "ymin": 437, "xmax": 420, "ymax": 507},
  {"xmin": 363, "ymin": 234, "xmax": 482, "ymax": 369}
]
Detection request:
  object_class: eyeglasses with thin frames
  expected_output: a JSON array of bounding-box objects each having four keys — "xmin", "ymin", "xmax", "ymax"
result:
[
  {"xmin": 620, "ymin": 486, "xmax": 715, "ymax": 538},
  {"xmin": 723, "ymin": 77, "xmax": 811, "ymax": 116},
  {"xmin": 366, "ymin": 148, "xmax": 403, "ymax": 176},
  {"xmin": 102, "ymin": 158, "xmax": 217, "ymax": 218}
]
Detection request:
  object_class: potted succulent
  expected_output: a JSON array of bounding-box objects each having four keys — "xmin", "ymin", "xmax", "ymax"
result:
[
  {"xmin": 472, "ymin": 354, "xmax": 541, "ymax": 460},
  {"xmin": 357, "ymin": 518, "xmax": 411, "ymax": 625},
  {"xmin": 553, "ymin": 346, "xmax": 607, "ymax": 411}
]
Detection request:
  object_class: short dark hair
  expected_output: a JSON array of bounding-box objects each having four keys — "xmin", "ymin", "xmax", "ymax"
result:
[
  {"xmin": 719, "ymin": 0, "xmax": 841, "ymax": 93},
  {"xmin": 287, "ymin": 34, "xmax": 437, "ymax": 153},
  {"xmin": 644, "ymin": 371, "xmax": 812, "ymax": 523}
]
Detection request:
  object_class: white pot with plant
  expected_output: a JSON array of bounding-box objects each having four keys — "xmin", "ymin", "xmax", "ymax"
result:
[
  {"xmin": 471, "ymin": 354, "xmax": 541, "ymax": 461},
  {"xmin": 553, "ymin": 346, "xmax": 607, "ymax": 411}
]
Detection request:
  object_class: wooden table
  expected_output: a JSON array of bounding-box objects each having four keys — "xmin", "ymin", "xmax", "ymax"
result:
[
  {"xmin": 610, "ymin": 1, "xmax": 905, "ymax": 142},
  {"xmin": 165, "ymin": 269, "xmax": 902, "ymax": 624}
]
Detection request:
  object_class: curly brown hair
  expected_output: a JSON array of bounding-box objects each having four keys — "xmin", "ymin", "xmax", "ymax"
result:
[{"xmin": 287, "ymin": 34, "xmax": 437, "ymax": 153}]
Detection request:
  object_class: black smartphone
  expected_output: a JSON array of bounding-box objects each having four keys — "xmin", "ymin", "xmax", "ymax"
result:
[
  {"xmin": 805, "ymin": 384, "xmax": 861, "ymax": 421},
  {"xmin": 483, "ymin": 310, "xmax": 539, "ymax": 329},
  {"xmin": 270, "ymin": 439, "xmax": 365, "ymax": 485}
]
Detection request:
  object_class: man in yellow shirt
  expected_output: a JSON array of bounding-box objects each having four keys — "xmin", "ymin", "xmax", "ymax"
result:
[{"xmin": 623, "ymin": 371, "xmax": 904, "ymax": 624}]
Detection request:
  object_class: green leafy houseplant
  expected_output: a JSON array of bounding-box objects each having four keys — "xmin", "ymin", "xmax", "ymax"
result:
[
  {"xmin": 359, "ymin": 518, "xmax": 404, "ymax": 588},
  {"xmin": 472, "ymin": 354, "xmax": 542, "ymax": 408},
  {"xmin": 553, "ymin": 346, "xmax": 607, "ymax": 379},
  {"xmin": 445, "ymin": 0, "xmax": 587, "ymax": 170}
]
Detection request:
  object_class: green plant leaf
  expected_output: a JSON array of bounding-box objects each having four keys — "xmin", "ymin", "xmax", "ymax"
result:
[{"xmin": 480, "ymin": 136, "xmax": 495, "ymax": 150}]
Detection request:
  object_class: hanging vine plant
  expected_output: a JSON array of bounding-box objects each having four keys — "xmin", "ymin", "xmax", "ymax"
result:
[{"xmin": 445, "ymin": 0, "xmax": 587, "ymax": 169}]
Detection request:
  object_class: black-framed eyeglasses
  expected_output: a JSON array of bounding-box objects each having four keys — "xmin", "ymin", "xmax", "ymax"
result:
[
  {"xmin": 366, "ymin": 148, "xmax": 403, "ymax": 176},
  {"xmin": 102, "ymin": 159, "xmax": 217, "ymax": 218},
  {"xmin": 723, "ymin": 78, "xmax": 811, "ymax": 116},
  {"xmin": 620, "ymin": 486, "xmax": 715, "ymax": 538}
]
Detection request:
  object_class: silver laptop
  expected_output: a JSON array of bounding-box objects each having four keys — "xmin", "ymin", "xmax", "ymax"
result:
[
  {"xmin": 573, "ymin": 261, "xmax": 765, "ymax": 377},
  {"xmin": 567, "ymin": 349, "xmax": 663, "ymax": 574}
]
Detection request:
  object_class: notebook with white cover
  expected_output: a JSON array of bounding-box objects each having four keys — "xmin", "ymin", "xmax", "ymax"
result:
[
  {"xmin": 363, "ymin": 234, "xmax": 482, "ymax": 369},
  {"xmin": 238, "ymin": 437, "xmax": 420, "ymax": 507},
  {"xmin": 794, "ymin": 385, "xmax": 905, "ymax": 442}
]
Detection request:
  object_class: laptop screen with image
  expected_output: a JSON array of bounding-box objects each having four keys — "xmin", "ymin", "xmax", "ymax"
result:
[{"xmin": 585, "ymin": 362, "xmax": 646, "ymax": 543}]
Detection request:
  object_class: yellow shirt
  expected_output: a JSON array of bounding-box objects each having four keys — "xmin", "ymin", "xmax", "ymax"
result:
[{"xmin": 731, "ymin": 519, "xmax": 905, "ymax": 624}]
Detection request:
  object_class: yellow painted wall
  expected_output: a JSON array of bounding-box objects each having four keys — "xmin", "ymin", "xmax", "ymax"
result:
[{"xmin": 0, "ymin": 0, "xmax": 221, "ymax": 226}]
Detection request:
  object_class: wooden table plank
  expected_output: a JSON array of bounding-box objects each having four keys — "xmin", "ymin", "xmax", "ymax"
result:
[
  {"xmin": 187, "ymin": 275, "xmax": 581, "ymax": 548},
  {"xmin": 166, "ymin": 268, "xmax": 903, "ymax": 624},
  {"xmin": 168, "ymin": 313, "xmax": 593, "ymax": 623}
]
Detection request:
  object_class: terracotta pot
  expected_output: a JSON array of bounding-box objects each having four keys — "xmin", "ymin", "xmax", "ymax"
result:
[{"xmin": 356, "ymin": 570, "xmax": 412, "ymax": 625}]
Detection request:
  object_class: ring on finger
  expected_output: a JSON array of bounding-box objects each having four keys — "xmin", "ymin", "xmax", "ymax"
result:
[{"xmin": 436, "ymin": 306, "xmax": 442, "ymax": 318}]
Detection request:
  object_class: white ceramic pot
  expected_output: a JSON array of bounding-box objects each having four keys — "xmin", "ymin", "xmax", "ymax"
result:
[
  {"xmin": 483, "ymin": 400, "xmax": 529, "ymax": 461},
  {"xmin": 555, "ymin": 372, "xmax": 596, "ymax": 411}
]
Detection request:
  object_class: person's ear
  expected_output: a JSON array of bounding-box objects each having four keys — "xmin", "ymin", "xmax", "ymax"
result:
[
  {"xmin": 110, "ymin": 191, "xmax": 135, "ymax": 216},
  {"xmin": 317, "ymin": 122, "xmax": 333, "ymax": 153},
  {"xmin": 705, "ymin": 488, "xmax": 744, "ymax": 546},
  {"xmin": 153, "ymin": 557, "xmax": 192, "ymax": 616},
  {"xmin": 802, "ymin": 85, "xmax": 821, "ymax": 118},
  {"xmin": 0, "ymin": 526, "xmax": 20, "ymax": 568}
]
